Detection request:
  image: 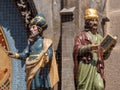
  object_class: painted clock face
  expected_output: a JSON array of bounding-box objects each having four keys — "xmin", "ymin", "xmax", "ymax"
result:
[{"xmin": 0, "ymin": 26, "xmax": 12, "ymax": 90}]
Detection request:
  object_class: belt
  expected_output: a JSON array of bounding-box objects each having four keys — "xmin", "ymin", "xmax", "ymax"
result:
[
  {"xmin": 29, "ymin": 54, "xmax": 39, "ymax": 57},
  {"xmin": 81, "ymin": 59, "xmax": 97, "ymax": 66}
]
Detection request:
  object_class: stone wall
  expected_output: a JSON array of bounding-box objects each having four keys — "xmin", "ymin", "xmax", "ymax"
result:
[{"xmin": 105, "ymin": 1, "xmax": 120, "ymax": 90}]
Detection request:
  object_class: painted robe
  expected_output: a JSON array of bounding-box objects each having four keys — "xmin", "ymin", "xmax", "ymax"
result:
[
  {"xmin": 74, "ymin": 31, "xmax": 111, "ymax": 90},
  {"xmin": 18, "ymin": 37, "xmax": 59, "ymax": 90}
]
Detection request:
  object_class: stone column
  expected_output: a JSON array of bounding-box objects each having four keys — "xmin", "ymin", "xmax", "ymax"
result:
[{"xmin": 60, "ymin": 8, "xmax": 76, "ymax": 90}]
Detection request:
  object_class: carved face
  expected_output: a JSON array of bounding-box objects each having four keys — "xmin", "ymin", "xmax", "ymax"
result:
[
  {"xmin": 87, "ymin": 18, "xmax": 98, "ymax": 34},
  {"xmin": 29, "ymin": 25, "xmax": 42, "ymax": 42},
  {"xmin": 30, "ymin": 25, "xmax": 39, "ymax": 36}
]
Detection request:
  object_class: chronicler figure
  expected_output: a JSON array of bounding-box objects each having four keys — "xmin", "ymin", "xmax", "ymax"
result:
[
  {"xmin": 7, "ymin": 14, "xmax": 59, "ymax": 90},
  {"xmin": 73, "ymin": 8, "xmax": 115, "ymax": 90}
]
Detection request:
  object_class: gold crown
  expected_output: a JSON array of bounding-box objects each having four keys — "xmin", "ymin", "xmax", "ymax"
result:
[{"xmin": 84, "ymin": 8, "xmax": 98, "ymax": 20}]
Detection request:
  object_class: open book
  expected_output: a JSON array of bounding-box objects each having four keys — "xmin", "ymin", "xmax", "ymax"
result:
[{"xmin": 100, "ymin": 34, "xmax": 117, "ymax": 51}]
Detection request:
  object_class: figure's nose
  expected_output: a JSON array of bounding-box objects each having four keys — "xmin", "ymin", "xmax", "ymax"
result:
[
  {"xmin": 93, "ymin": 19, "xmax": 98, "ymax": 24},
  {"xmin": 94, "ymin": 21, "xmax": 98, "ymax": 24},
  {"xmin": 30, "ymin": 27, "xmax": 34, "ymax": 32}
]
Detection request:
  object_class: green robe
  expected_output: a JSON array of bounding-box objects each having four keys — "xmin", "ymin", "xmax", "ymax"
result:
[
  {"xmin": 77, "ymin": 31, "xmax": 104, "ymax": 90},
  {"xmin": 74, "ymin": 31, "xmax": 106, "ymax": 90}
]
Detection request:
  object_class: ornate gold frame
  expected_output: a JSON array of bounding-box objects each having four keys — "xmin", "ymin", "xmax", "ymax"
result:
[{"xmin": 0, "ymin": 26, "xmax": 12, "ymax": 90}]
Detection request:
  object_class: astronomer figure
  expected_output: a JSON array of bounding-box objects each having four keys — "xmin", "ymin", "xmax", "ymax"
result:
[
  {"xmin": 73, "ymin": 8, "xmax": 115, "ymax": 90},
  {"xmin": 7, "ymin": 14, "xmax": 59, "ymax": 90}
]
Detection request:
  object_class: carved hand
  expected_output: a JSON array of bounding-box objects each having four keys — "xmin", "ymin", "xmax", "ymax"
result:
[
  {"xmin": 6, "ymin": 51, "xmax": 16, "ymax": 58},
  {"xmin": 90, "ymin": 44, "xmax": 99, "ymax": 52}
]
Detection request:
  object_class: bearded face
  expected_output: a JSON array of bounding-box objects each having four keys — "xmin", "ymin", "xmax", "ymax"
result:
[
  {"xmin": 29, "ymin": 25, "xmax": 42, "ymax": 42},
  {"xmin": 85, "ymin": 18, "xmax": 98, "ymax": 34}
]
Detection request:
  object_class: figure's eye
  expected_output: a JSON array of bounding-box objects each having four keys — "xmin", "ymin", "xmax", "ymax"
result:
[
  {"xmin": 33, "ymin": 26, "xmax": 35, "ymax": 28},
  {"xmin": 32, "ymin": 25, "xmax": 38, "ymax": 30}
]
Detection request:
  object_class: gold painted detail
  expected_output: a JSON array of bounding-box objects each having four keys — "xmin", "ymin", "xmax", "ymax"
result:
[
  {"xmin": 29, "ymin": 54, "xmax": 39, "ymax": 57},
  {"xmin": 1, "ymin": 39, "xmax": 4, "ymax": 41},
  {"xmin": 0, "ymin": 46, "xmax": 12, "ymax": 90},
  {"xmin": 84, "ymin": 8, "xmax": 99, "ymax": 20},
  {"xmin": 0, "ymin": 26, "xmax": 8, "ymax": 50},
  {"xmin": 14, "ymin": 53, "xmax": 20, "ymax": 59},
  {"xmin": 0, "ymin": 26, "xmax": 12, "ymax": 90}
]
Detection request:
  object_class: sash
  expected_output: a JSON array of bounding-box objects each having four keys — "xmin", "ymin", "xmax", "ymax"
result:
[{"xmin": 26, "ymin": 38, "xmax": 59, "ymax": 90}]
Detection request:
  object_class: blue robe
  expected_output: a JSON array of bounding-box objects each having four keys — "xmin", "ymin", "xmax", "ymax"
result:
[{"xmin": 19, "ymin": 37, "xmax": 53, "ymax": 90}]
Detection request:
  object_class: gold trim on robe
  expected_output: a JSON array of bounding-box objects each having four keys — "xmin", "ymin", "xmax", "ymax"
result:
[{"xmin": 26, "ymin": 38, "xmax": 59, "ymax": 90}]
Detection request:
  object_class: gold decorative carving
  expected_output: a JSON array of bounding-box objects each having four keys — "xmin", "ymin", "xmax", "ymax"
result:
[
  {"xmin": 13, "ymin": 0, "xmax": 37, "ymax": 34},
  {"xmin": 0, "ymin": 26, "xmax": 12, "ymax": 90}
]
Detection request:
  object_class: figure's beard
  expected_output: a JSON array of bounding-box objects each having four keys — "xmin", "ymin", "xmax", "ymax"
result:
[
  {"xmin": 28, "ymin": 32, "xmax": 40, "ymax": 42},
  {"xmin": 90, "ymin": 24, "xmax": 98, "ymax": 34}
]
